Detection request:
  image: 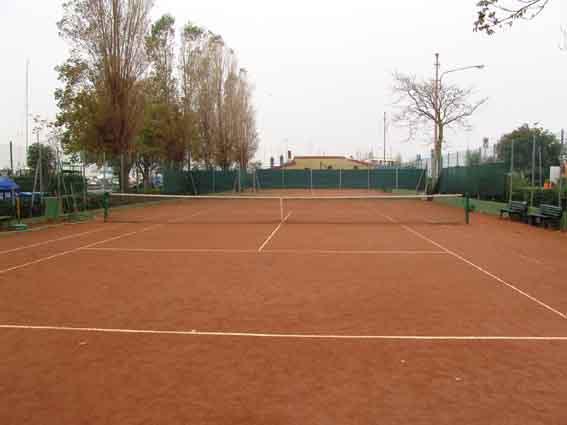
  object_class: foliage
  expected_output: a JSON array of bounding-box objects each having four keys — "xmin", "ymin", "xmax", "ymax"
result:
[
  {"xmin": 55, "ymin": 3, "xmax": 259, "ymax": 192},
  {"xmin": 475, "ymin": 0, "xmax": 551, "ymax": 35},
  {"xmin": 56, "ymin": 0, "xmax": 153, "ymax": 191},
  {"xmin": 465, "ymin": 149, "xmax": 482, "ymax": 166},
  {"xmin": 496, "ymin": 124, "xmax": 560, "ymax": 175},
  {"xmin": 26, "ymin": 144, "xmax": 56, "ymax": 190}
]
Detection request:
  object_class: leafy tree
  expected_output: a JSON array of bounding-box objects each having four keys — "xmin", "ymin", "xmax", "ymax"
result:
[
  {"xmin": 496, "ymin": 124, "xmax": 560, "ymax": 178},
  {"xmin": 475, "ymin": 0, "xmax": 550, "ymax": 35},
  {"xmin": 135, "ymin": 14, "xmax": 185, "ymax": 190},
  {"xmin": 466, "ymin": 149, "xmax": 482, "ymax": 166},
  {"xmin": 27, "ymin": 144, "xmax": 56, "ymax": 191},
  {"xmin": 56, "ymin": 0, "xmax": 153, "ymax": 191}
]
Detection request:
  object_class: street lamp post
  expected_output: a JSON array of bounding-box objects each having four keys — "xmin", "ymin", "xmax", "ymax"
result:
[{"xmin": 433, "ymin": 53, "xmax": 485, "ymax": 182}]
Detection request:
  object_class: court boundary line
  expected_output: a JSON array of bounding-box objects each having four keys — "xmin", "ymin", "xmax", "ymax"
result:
[
  {"xmin": 0, "ymin": 227, "xmax": 108, "ymax": 255},
  {"xmin": 264, "ymin": 249, "xmax": 448, "ymax": 255},
  {"xmin": 258, "ymin": 212, "xmax": 292, "ymax": 252},
  {"xmin": 401, "ymin": 225, "xmax": 567, "ymax": 320},
  {"xmin": 1, "ymin": 324, "xmax": 566, "ymax": 341},
  {"xmin": 81, "ymin": 247, "xmax": 448, "ymax": 255},
  {"xmin": 83, "ymin": 247, "xmax": 258, "ymax": 254},
  {"xmin": 369, "ymin": 208, "xmax": 567, "ymax": 321},
  {"xmin": 0, "ymin": 224, "xmax": 160, "ymax": 275}
]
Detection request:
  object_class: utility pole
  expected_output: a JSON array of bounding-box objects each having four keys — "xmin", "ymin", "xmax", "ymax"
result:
[
  {"xmin": 37, "ymin": 132, "xmax": 43, "ymax": 193},
  {"xmin": 509, "ymin": 138, "xmax": 514, "ymax": 203},
  {"xmin": 433, "ymin": 53, "xmax": 440, "ymax": 182},
  {"xmin": 9, "ymin": 141, "xmax": 13, "ymax": 176},
  {"xmin": 560, "ymin": 129, "xmax": 564, "ymax": 207},
  {"xmin": 25, "ymin": 59, "xmax": 30, "ymax": 163},
  {"xmin": 383, "ymin": 112, "xmax": 387, "ymax": 163},
  {"xmin": 531, "ymin": 132, "xmax": 536, "ymax": 206}
]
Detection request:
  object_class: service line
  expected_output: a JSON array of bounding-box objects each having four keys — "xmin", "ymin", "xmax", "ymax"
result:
[
  {"xmin": 0, "ymin": 224, "xmax": 160, "ymax": 275},
  {"xmin": 1, "ymin": 324, "xmax": 567, "ymax": 342},
  {"xmin": 0, "ymin": 227, "xmax": 107, "ymax": 255},
  {"xmin": 258, "ymin": 212, "xmax": 292, "ymax": 252}
]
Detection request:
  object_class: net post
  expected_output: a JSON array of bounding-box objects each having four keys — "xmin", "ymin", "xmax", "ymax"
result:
[
  {"xmin": 103, "ymin": 191, "xmax": 109, "ymax": 223},
  {"xmin": 279, "ymin": 197, "xmax": 284, "ymax": 222},
  {"xmin": 310, "ymin": 169, "xmax": 313, "ymax": 193},
  {"xmin": 465, "ymin": 193, "xmax": 470, "ymax": 224},
  {"xmin": 339, "ymin": 169, "xmax": 342, "ymax": 190}
]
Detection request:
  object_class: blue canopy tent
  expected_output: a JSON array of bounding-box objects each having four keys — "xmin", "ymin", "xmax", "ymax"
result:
[
  {"xmin": 0, "ymin": 177, "xmax": 20, "ymax": 223},
  {"xmin": 0, "ymin": 176, "xmax": 20, "ymax": 193}
]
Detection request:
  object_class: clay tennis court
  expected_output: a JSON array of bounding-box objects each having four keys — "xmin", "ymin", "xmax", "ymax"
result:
[{"xmin": 1, "ymin": 192, "xmax": 567, "ymax": 424}]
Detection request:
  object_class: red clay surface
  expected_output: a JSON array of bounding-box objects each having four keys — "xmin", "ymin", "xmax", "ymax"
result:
[{"xmin": 1, "ymin": 194, "xmax": 567, "ymax": 424}]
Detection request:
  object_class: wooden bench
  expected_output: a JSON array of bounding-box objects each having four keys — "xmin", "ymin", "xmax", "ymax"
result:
[
  {"xmin": 500, "ymin": 201, "xmax": 528, "ymax": 222},
  {"xmin": 528, "ymin": 204, "xmax": 564, "ymax": 228}
]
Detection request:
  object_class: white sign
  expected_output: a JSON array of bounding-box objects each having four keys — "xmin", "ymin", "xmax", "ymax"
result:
[{"xmin": 550, "ymin": 166, "xmax": 561, "ymax": 183}]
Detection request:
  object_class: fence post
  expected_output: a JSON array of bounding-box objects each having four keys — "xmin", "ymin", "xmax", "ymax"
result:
[
  {"xmin": 465, "ymin": 193, "xmax": 470, "ymax": 225},
  {"xmin": 395, "ymin": 167, "xmax": 399, "ymax": 191},
  {"xmin": 103, "ymin": 192, "xmax": 109, "ymax": 223}
]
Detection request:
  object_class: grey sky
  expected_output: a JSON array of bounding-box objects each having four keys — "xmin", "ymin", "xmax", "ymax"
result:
[{"xmin": 1, "ymin": 0, "xmax": 566, "ymax": 169}]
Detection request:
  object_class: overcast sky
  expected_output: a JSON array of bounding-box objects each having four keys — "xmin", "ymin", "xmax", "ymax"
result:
[{"xmin": 1, "ymin": 0, "xmax": 566, "ymax": 169}]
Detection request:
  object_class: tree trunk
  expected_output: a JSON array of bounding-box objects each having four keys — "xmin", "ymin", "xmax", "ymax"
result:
[
  {"xmin": 119, "ymin": 154, "xmax": 132, "ymax": 193},
  {"xmin": 433, "ymin": 124, "xmax": 444, "ymax": 190}
]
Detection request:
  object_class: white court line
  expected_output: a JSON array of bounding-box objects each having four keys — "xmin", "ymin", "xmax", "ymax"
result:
[
  {"xmin": 264, "ymin": 249, "xmax": 449, "ymax": 255},
  {"xmin": 0, "ymin": 207, "xmax": 214, "ymax": 275},
  {"xmin": 0, "ymin": 224, "xmax": 160, "ymax": 275},
  {"xmin": 1, "ymin": 324, "xmax": 567, "ymax": 341},
  {"xmin": 369, "ymin": 207, "xmax": 567, "ymax": 321},
  {"xmin": 83, "ymin": 247, "xmax": 258, "ymax": 254},
  {"xmin": 0, "ymin": 227, "xmax": 108, "ymax": 255},
  {"xmin": 81, "ymin": 247, "xmax": 447, "ymax": 256},
  {"xmin": 258, "ymin": 212, "xmax": 292, "ymax": 252},
  {"xmin": 401, "ymin": 225, "xmax": 567, "ymax": 321}
]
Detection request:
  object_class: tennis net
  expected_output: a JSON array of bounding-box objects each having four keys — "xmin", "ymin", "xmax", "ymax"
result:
[{"xmin": 103, "ymin": 193, "xmax": 467, "ymax": 225}]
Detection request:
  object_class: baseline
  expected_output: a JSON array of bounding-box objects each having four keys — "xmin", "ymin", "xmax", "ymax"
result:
[
  {"xmin": 1, "ymin": 324, "xmax": 567, "ymax": 341},
  {"xmin": 80, "ymin": 247, "xmax": 448, "ymax": 256}
]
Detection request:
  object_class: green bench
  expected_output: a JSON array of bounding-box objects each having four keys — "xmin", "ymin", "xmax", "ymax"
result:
[
  {"xmin": 528, "ymin": 204, "xmax": 564, "ymax": 228},
  {"xmin": 500, "ymin": 201, "xmax": 528, "ymax": 222}
]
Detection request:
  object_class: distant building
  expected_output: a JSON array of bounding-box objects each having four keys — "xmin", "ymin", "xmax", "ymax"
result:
[
  {"xmin": 367, "ymin": 158, "xmax": 397, "ymax": 168},
  {"xmin": 274, "ymin": 156, "xmax": 372, "ymax": 170}
]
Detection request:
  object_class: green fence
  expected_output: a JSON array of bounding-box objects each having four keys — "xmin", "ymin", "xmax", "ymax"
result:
[
  {"xmin": 163, "ymin": 168, "xmax": 426, "ymax": 194},
  {"xmin": 438, "ymin": 162, "xmax": 507, "ymax": 200}
]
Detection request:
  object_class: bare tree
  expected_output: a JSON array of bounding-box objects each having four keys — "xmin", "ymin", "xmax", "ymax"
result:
[
  {"xmin": 179, "ymin": 22, "xmax": 258, "ymax": 171},
  {"xmin": 392, "ymin": 72, "xmax": 487, "ymax": 183},
  {"xmin": 475, "ymin": 0, "xmax": 550, "ymax": 34},
  {"xmin": 233, "ymin": 69, "xmax": 258, "ymax": 169},
  {"xmin": 58, "ymin": 0, "xmax": 153, "ymax": 191}
]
